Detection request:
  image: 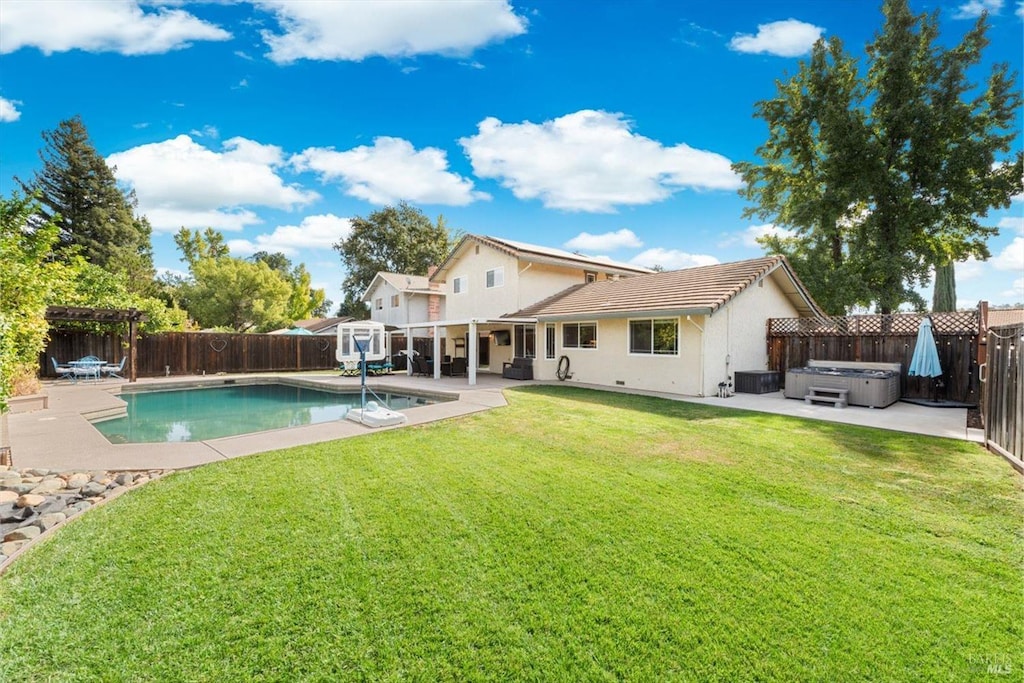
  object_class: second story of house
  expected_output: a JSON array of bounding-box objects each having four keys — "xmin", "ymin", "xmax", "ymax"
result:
[
  {"xmin": 361, "ymin": 272, "xmax": 444, "ymax": 326},
  {"xmin": 431, "ymin": 235, "xmax": 652, "ymax": 321}
]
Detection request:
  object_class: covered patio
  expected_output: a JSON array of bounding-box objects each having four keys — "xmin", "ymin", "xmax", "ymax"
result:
[{"xmin": 390, "ymin": 318, "xmax": 538, "ymax": 385}]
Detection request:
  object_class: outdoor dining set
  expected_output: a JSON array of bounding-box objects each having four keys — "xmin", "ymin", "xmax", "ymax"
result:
[{"xmin": 50, "ymin": 356, "xmax": 126, "ymax": 382}]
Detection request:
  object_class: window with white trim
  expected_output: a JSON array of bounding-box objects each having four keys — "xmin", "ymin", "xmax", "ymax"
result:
[
  {"xmin": 453, "ymin": 275, "xmax": 467, "ymax": 294},
  {"xmin": 562, "ymin": 322, "xmax": 597, "ymax": 349},
  {"xmin": 584, "ymin": 271, "xmax": 597, "ymax": 283},
  {"xmin": 629, "ymin": 319, "xmax": 679, "ymax": 355},
  {"xmin": 545, "ymin": 324, "xmax": 556, "ymax": 359},
  {"xmin": 375, "ymin": 298, "xmax": 383, "ymax": 310},
  {"xmin": 486, "ymin": 267, "xmax": 504, "ymax": 288},
  {"xmin": 514, "ymin": 324, "xmax": 536, "ymax": 357}
]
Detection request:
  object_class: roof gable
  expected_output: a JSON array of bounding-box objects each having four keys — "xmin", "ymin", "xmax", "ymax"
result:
[
  {"xmin": 431, "ymin": 234, "xmax": 652, "ymax": 281},
  {"xmin": 361, "ymin": 272, "xmax": 435, "ymax": 302},
  {"xmin": 506, "ymin": 256, "xmax": 824, "ymax": 320}
]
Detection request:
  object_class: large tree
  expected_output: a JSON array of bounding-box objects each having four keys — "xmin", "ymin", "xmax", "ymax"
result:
[
  {"xmin": 335, "ymin": 201, "xmax": 454, "ymax": 304},
  {"xmin": 249, "ymin": 251, "xmax": 327, "ymax": 322},
  {"xmin": 18, "ymin": 116, "xmax": 155, "ymax": 290},
  {"xmin": 735, "ymin": 0, "xmax": 1022, "ymax": 314}
]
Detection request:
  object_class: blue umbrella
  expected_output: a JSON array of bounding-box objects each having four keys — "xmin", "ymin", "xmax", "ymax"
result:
[
  {"xmin": 908, "ymin": 317, "xmax": 942, "ymax": 378},
  {"xmin": 283, "ymin": 327, "xmax": 313, "ymax": 335}
]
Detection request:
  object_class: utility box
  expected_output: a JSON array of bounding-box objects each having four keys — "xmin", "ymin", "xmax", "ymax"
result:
[{"xmin": 734, "ymin": 371, "xmax": 780, "ymax": 394}]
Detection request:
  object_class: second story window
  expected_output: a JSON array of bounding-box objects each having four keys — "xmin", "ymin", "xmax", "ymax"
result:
[
  {"xmin": 585, "ymin": 271, "xmax": 597, "ymax": 283},
  {"xmin": 486, "ymin": 267, "xmax": 504, "ymax": 288},
  {"xmin": 375, "ymin": 298, "xmax": 383, "ymax": 310},
  {"xmin": 390, "ymin": 294, "xmax": 399, "ymax": 308},
  {"xmin": 453, "ymin": 275, "xmax": 467, "ymax": 294}
]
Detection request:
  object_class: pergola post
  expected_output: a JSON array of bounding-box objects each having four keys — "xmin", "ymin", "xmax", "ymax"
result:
[
  {"xmin": 468, "ymin": 320, "xmax": 477, "ymax": 386},
  {"xmin": 432, "ymin": 325, "xmax": 441, "ymax": 380},
  {"xmin": 128, "ymin": 318, "xmax": 138, "ymax": 382}
]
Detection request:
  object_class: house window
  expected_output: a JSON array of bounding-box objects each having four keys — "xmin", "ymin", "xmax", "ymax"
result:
[
  {"xmin": 545, "ymin": 325, "xmax": 555, "ymax": 359},
  {"xmin": 629, "ymin": 319, "xmax": 679, "ymax": 355},
  {"xmin": 585, "ymin": 271, "xmax": 597, "ymax": 283},
  {"xmin": 514, "ymin": 324, "xmax": 536, "ymax": 357},
  {"xmin": 453, "ymin": 275, "xmax": 467, "ymax": 294},
  {"xmin": 375, "ymin": 298, "xmax": 383, "ymax": 310},
  {"xmin": 486, "ymin": 267, "xmax": 504, "ymax": 288},
  {"xmin": 390, "ymin": 294, "xmax": 399, "ymax": 308},
  {"xmin": 562, "ymin": 322, "xmax": 597, "ymax": 349}
]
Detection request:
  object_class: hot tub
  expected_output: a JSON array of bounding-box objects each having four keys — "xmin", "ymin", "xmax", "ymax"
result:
[{"xmin": 784, "ymin": 360, "xmax": 901, "ymax": 409}]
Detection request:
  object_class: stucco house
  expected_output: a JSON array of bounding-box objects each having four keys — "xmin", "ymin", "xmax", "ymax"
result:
[
  {"xmin": 394, "ymin": 236, "xmax": 822, "ymax": 396},
  {"xmin": 361, "ymin": 272, "xmax": 444, "ymax": 327},
  {"xmin": 506, "ymin": 255, "xmax": 823, "ymax": 396},
  {"xmin": 394, "ymin": 235, "xmax": 652, "ymax": 380}
]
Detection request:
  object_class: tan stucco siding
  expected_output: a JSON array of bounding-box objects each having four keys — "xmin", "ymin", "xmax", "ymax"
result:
[
  {"xmin": 534, "ymin": 318, "xmax": 703, "ymax": 395},
  {"xmin": 701, "ymin": 272, "xmax": 800, "ymax": 395},
  {"xmin": 518, "ymin": 263, "xmax": 592, "ymax": 310},
  {"xmin": 442, "ymin": 247, "xmax": 520, "ymax": 320}
]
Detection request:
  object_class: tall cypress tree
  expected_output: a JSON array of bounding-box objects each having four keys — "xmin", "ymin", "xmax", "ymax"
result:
[{"xmin": 18, "ymin": 115, "xmax": 154, "ymax": 290}]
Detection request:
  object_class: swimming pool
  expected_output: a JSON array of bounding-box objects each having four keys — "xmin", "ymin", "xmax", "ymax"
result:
[{"xmin": 92, "ymin": 383, "xmax": 439, "ymax": 443}]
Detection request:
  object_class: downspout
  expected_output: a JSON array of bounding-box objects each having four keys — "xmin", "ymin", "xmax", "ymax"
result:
[{"xmin": 686, "ymin": 315, "xmax": 705, "ymax": 397}]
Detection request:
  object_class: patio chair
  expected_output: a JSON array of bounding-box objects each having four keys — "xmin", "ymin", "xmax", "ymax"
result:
[
  {"xmin": 101, "ymin": 356, "xmax": 127, "ymax": 379},
  {"xmin": 447, "ymin": 357, "xmax": 467, "ymax": 377},
  {"xmin": 413, "ymin": 355, "xmax": 432, "ymax": 376},
  {"xmin": 51, "ymin": 357, "xmax": 75, "ymax": 382},
  {"xmin": 340, "ymin": 360, "xmax": 360, "ymax": 377},
  {"xmin": 71, "ymin": 357, "xmax": 102, "ymax": 382},
  {"xmin": 502, "ymin": 357, "xmax": 533, "ymax": 380}
]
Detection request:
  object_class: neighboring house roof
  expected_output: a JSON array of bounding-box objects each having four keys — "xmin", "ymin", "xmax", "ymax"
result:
[
  {"xmin": 987, "ymin": 308, "xmax": 1024, "ymax": 327},
  {"xmin": 505, "ymin": 255, "xmax": 824, "ymax": 320},
  {"xmin": 294, "ymin": 317, "xmax": 355, "ymax": 334},
  {"xmin": 431, "ymin": 234, "xmax": 653, "ymax": 281},
  {"xmin": 360, "ymin": 272, "xmax": 440, "ymax": 302}
]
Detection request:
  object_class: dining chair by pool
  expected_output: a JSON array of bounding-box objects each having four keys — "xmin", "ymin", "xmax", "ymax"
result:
[
  {"xmin": 51, "ymin": 357, "xmax": 75, "ymax": 382},
  {"xmin": 102, "ymin": 356, "xmax": 127, "ymax": 379}
]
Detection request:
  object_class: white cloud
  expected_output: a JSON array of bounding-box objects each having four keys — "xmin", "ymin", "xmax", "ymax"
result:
[
  {"xmin": 256, "ymin": 0, "xmax": 526, "ymax": 64},
  {"xmin": 998, "ymin": 216, "xmax": 1024, "ymax": 235},
  {"xmin": 1017, "ymin": 1, "xmax": 1024, "ymax": 19},
  {"xmin": 189, "ymin": 124, "xmax": 219, "ymax": 139},
  {"xmin": 564, "ymin": 229, "xmax": 643, "ymax": 251},
  {"xmin": 1002, "ymin": 277, "xmax": 1024, "ymax": 301},
  {"xmin": 0, "ymin": 96, "xmax": 21, "ymax": 122},
  {"xmin": 734, "ymin": 223, "xmax": 795, "ymax": 248},
  {"xmin": 629, "ymin": 248, "xmax": 719, "ymax": 271},
  {"xmin": 291, "ymin": 136, "xmax": 488, "ymax": 206},
  {"xmin": 991, "ymin": 237, "xmax": 1024, "ymax": 271},
  {"xmin": 955, "ymin": 257, "xmax": 986, "ymax": 282},
  {"xmin": 108, "ymin": 135, "xmax": 319, "ymax": 232},
  {"xmin": 155, "ymin": 266, "xmax": 189, "ymax": 280},
  {"xmin": 729, "ymin": 19, "xmax": 823, "ymax": 57},
  {"xmin": 227, "ymin": 214, "xmax": 352, "ymax": 256},
  {"xmin": 460, "ymin": 110, "xmax": 741, "ymax": 213},
  {"xmin": 0, "ymin": 0, "xmax": 230, "ymax": 55},
  {"xmin": 953, "ymin": 0, "xmax": 1004, "ymax": 20}
]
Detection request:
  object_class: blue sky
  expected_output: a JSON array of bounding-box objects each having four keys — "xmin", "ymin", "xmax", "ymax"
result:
[{"xmin": 2, "ymin": 0, "xmax": 1022, "ymax": 310}]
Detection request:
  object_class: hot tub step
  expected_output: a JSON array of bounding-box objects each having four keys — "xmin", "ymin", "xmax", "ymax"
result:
[{"xmin": 805, "ymin": 386, "xmax": 849, "ymax": 408}]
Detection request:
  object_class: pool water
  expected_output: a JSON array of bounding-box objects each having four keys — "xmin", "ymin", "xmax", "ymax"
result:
[{"xmin": 92, "ymin": 383, "xmax": 435, "ymax": 443}]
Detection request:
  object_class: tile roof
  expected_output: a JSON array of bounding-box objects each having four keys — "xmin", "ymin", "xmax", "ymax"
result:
[
  {"xmin": 987, "ymin": 308, "xmax": 1024, "ymax": 327},
  {"xmin": 431, "ymin": 234, "xmax": 652, "ymax": 281},
  {"xmin": 505, "ymin": 255, "xmax": 822, "ymax": 319}
]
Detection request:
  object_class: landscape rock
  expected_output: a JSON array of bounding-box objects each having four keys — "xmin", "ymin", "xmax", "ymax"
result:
[
  {"xmin": 25, "ymin": 468, "xmax": 53, "ymax": 477},
  {"xmin": 20, "ymin": 476, "xmax": 43, "ymax": 484},
  {"xmin": 5, "ymin": 484, "xmax": 35, "ymax": 495},
  {"xmin": 104, "ymin": 486, "xmax": 129, "ymax": 499},
  {"xmin": 80, "ymin": 482, "xmax": 107, "ymax": 498},
  {"xmin": 38, "ymin": 497, "xmax": 69, "ymax": 515},
  {"xmin": 30, "ymin": 479, "xmax": 65, "ymax": 495},
  {"xmin": 1, "ymin": 540, "xmax": 28, "ymax": 556},
  {"xmin": 66, "ymin": 473, "xmax": 90, "ymax": 489},
  {"xmin": 15, "ymin": 494, "xmax": 46, "ymax": 509},
  {"xmin": 0, "ymin": 504, "xmax": 34, "ymax": 523},
  {"xmin": 115, "ymin": 473, "xmax": 135, "ymax": 486},
  {"xmin": 36, "ymin": 513, "xmax": 67, "ymax": 531},
  {"xmin": 4, "ymin": 526, "xmax": 40, "ymax": 542},
  {"xmin": 0, "ymin": 490, "xmax": 18, "ymax": 505}
]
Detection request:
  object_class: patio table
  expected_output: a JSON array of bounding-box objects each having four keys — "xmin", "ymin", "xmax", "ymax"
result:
[{"xmin": 68, "ymin": 359, "xmax": 104, "ymax": 382}]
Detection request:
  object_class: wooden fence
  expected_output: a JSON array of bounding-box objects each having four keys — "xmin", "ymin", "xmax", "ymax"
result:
[
  {"xmin": 40, "ymin": 330, "xmax": 446, "ymax": 378},
  {"xmin": 982, "ymin": 324, "xmax": 1023, "ymax": 465},
  {"xmin": 766, "ymin": 311, "xmax": 981, "ymax": 403}
]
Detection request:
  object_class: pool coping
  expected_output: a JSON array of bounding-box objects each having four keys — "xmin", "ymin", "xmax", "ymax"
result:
[{"xmin": 8, "ymin": 373, "xmax": 510, "ymax": 471}]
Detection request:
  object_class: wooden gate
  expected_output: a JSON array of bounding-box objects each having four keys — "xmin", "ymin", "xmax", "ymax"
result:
[{"xmin": 982, "ymin": 324, "xmax": 1023, "ymax": 466}]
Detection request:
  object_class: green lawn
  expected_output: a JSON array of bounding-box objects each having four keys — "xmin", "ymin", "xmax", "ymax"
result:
[{"xmin": 1, "ymin": 386, "xmax": 1020, "ymax": 681}]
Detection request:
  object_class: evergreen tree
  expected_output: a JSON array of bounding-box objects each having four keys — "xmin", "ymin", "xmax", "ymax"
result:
[
  {"xmin": 931, "ymin": 262, "xmax": 957, "ymax": 312},
  {"xmin": 735, "ymin": 0, "xmax": 1022, "ymax": 314},
  {"xmin": 18, "ymin": 116, "xmax": 155, "ymax": 289}
]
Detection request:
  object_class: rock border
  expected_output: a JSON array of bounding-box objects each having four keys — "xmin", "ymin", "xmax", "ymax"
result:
[{"xmin": 0, "ymin": 465, "xmax": 172, "ymax": 574}]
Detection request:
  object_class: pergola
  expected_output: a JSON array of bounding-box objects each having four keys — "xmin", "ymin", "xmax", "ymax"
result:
[{"xmin": 45, "ymin": 306, "xmax": 148, "ymax": 382}]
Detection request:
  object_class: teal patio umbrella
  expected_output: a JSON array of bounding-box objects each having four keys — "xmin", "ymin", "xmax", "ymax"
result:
[
  {"xmin": 283, "ymin": 327, "xmax": 313, "ymax": 335},
  {"xmin": 908, "ymin": 317, "xmax": 942, "ymax": 378}
]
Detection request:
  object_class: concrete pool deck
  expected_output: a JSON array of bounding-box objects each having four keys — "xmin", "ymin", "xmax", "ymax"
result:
[{"xmin": 7, "ymin": 372, "xmax": 980, "ymax": 471}]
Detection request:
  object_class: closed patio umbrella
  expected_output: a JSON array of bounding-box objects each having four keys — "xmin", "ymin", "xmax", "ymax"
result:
[{"xmin": 908, "ymin": 317, "xmax": 942, "ymax": 378}]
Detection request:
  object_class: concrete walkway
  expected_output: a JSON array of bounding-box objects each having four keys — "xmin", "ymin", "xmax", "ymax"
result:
[{"xmin": 7, "ymin": 372, "xmax": 978, "ymax": 471}]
